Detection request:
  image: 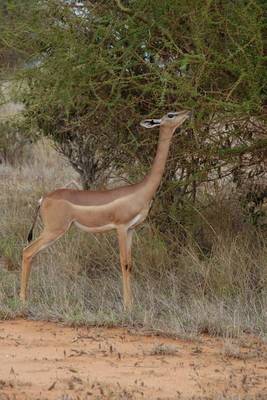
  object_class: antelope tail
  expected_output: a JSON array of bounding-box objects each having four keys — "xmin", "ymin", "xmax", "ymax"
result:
[{"xmin": 27, "ymin": 201, "xmax": 41, "ymax": 243}]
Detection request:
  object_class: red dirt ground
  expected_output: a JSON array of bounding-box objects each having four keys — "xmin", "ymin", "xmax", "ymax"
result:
[{"xmin": 0, "ymin": 319, "xmax": 267, "ymax": 399}]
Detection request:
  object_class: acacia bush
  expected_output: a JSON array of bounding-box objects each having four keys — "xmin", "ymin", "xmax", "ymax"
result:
[{"xmin": 0, "ymin": 0, "xmax": 266, "ymax": 224}]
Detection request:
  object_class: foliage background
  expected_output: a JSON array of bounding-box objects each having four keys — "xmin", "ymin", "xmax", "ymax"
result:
[{"xmin": 0, "ymin": 1, "xmax": 266, "ymax": 203}]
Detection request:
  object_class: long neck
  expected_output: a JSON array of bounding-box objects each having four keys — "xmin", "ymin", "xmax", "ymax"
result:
[{"xmin": 142, "ymin": 126, "xmax": 174, "ymax": 201}]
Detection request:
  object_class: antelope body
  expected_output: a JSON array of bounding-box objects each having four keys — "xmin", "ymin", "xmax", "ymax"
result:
[{"xmin": 20, "ymin": 110, "xmax": 191, "ymax": 310}]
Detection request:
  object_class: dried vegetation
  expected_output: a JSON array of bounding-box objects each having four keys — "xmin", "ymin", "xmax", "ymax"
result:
[{"xmin": 0, "ymin": 140, "xmax": 267, "ymax": 340}]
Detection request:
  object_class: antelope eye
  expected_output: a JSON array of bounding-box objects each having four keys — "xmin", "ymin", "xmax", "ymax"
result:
[{"xmin": 168, "ymin": 113, "xmax": 175, "ymax": 118}]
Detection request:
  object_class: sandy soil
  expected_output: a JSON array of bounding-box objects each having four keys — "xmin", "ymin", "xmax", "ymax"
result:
[{"xmin": 0, "ymin": 320, "xmax": 267, "ymax": 399}]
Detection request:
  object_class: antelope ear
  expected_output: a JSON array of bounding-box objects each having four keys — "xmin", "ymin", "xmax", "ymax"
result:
[{"xmin": 140, "ymin": 119, "xmax": 161, "ymax": 129}]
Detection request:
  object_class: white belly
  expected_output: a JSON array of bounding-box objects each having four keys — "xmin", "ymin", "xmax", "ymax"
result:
[{"xmin": 74, "ymin": 221, "xmax": 116, "ymax": 233}]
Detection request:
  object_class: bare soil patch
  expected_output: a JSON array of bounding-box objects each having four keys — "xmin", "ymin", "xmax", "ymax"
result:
[{"xmin": 0, "ymin": 320, "xmax": 267, "ymax": 399}]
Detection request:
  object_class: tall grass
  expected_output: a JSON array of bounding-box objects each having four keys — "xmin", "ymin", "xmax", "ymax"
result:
[{"xmin": 0, "ymin": 140, "xmax": 267, "ymax": 338}]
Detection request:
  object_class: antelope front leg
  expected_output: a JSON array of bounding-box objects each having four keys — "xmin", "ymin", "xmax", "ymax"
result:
[
  {"xmin": 117, "ymin": 227, "xmax": 133, "ymax": 311},
  {"xmin": 125, "ymin": 229, "xmax": 133, "ymax": 308},
  {"xmin": 20, "ymin": 253, "xmax": 31, "ymax": 302}
]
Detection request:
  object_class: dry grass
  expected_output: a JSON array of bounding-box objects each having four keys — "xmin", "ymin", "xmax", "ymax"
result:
[{"xmin": 0, "ymin": 139, "xmax": 267, "ymax": 339}]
